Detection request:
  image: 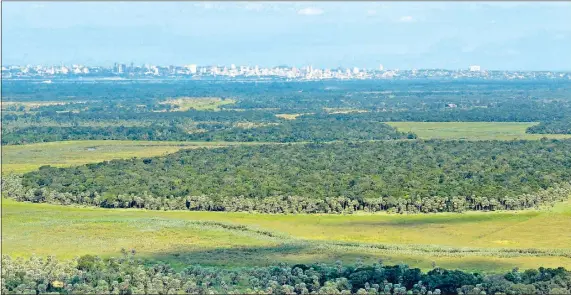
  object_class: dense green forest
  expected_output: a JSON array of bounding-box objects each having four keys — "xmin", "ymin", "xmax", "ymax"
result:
[
  {"xmin": 3, "ymin": 251, "xmax": 571, "ymax": 295},
  {"xmin": 10, "ymin": 139, "xmax": 571, "ymax": 213}
]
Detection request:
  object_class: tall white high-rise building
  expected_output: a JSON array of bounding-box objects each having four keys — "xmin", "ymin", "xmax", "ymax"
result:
[
  {"xmin": 469, "ymin": 65, "xmax": 481, "ymax": 72},
  {"xmin": 186, "ymin": 64, "xmax": 197, "ymax": 74},
  {"xmin": 379, "ymin": 64, "xmax": 384, "ymax": 71},
  {"xmin": 353, "ymin": 67, "xmax": 359, "ymax": 74}
]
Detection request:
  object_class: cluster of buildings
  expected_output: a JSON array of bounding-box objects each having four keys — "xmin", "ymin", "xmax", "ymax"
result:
[{"xmin": 2, "ymin": 63, "xmax": 570, "ymax": 81}]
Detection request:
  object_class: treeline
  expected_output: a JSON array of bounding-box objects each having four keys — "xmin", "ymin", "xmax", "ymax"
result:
[
  {"xmin": 1, "ymin": 126, "xmax": 190, "ymax": 145},
  {"xmin": 11, "ymin": 139, "xmax": 571, "ymax": 213},
  {"xmin": 1, "ymin": 119, "xmax": 409, "ymax": 145},
  {"xmin": 3, "ymin": 251, "xmax": 571, "ymax": 294},
  {"xmin": 4, "ymin": 174, "xmax": 570, "ymax": 214},
  {"xmin": 527, "ymin": 119, "xmax": 571, "ymax": 135}
]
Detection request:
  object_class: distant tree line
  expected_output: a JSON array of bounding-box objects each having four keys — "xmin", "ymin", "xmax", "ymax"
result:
[
  {"xmin": 3, "ymin": 251, "xmax": 571, "ymax": 294},
  {"xmin": 7, "ymin": 139, "xmax": 571, "ymax": 213},
  {"xmin": 0, "ymin": 119, "xmax": 410, "ymax": 145}
]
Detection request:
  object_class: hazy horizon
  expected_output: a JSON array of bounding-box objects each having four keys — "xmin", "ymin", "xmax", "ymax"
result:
[{"xmin": 3, "ymin": 1, "xmax": 571, "ymax": 71}]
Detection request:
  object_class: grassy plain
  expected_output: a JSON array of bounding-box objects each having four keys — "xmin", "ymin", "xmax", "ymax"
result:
[
  {"xmin": 1, "ymin": 140, "xmax": 263, "ymax": 174},
  {"xmin": 3, "ymin": 198, "xmax": 570, "ymax": 272},
  {"xmin": 159, "ymin": 97, "xmax": 236, "ymax": 111},
  {"xmin": 276, "ymin": 113, "xmax": 304, "ymax": 120},
  {"xmin": 387, "ymin": 122, "xmax": 571, "ymax": 140}
]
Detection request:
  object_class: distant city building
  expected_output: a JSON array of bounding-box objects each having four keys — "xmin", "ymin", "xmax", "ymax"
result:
[
  {"xmin": 469, "ymin": 65, "xmax": 481, "ymax": 72},
  {"xmin": 379, "ymin": 64, "xmax": 384, "ymax": 71},
  {"xmin": 186, "ymin": 64, "xmax": 197, "ymax": 74},
  {"xmin": 353, "ymin": 67, "xmax": 359, "ymax": 74}
]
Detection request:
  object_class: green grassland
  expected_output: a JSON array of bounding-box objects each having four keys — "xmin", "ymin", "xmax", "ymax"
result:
[
  {"xmin": 159, "ymin": 97, "xmax": 236, "ymax": 111},
  {"xmin": 3, "ymin": 198, "xmax": 570, "ymax": 273},
  {"xmin": 387, "ymin": 122, "xmax": 571, "ymax": 140},
  {"xmin": 1, "ymin": 140, "xmax": 263, "ymax": 174}
]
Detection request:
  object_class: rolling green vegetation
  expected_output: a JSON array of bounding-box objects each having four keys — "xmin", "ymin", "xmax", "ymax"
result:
[
  {"xmin": 3, "ymin": 79, "xmax": 571, "ymax": 294},
  {"xmin": 11, "ymin": 139, "xmax": 571, "ymax": 213},
  {"xmin": 387, "ymin": 122, "xmax": 571, "ymax": 141}
]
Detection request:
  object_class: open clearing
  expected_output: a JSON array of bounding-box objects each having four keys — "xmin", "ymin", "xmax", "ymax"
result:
[
  {"xmin": 387, "ymin": 122, "xmax": 571, "ymax": 140},
  {"xmin": 324, "ymin": 108, "xmax": 369, "ymax": 114},
  {"xmin": 1, "ymin": 140, "xmax": 263, "ymax": 174},
  {"xmin": 276, "ymin": 113, "xmax": 305, "ymax": 120},
  {"xmin": 159, "ymin": 97, "xmax": 236, "ymax": 111},
  {"xmin": 3, "ymin": 198, "xmax": 570, "ymax": 272}
]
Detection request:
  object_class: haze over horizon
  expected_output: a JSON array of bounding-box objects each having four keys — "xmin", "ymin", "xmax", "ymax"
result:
[{"xmin": 3, "ymin": 1, "xmax": 571, "ymax": 71}]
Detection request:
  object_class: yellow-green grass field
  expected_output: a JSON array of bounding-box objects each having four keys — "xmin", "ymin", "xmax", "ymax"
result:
[
  {"xmin": 324, "ymin": 108, "xmax": 369, "ymax": 114},
  {"xmin": 3, "ymin": 198, "xmax": 570, "ymax": 273},
  {"xmin": 275, "ymin": 113, "xmax": 305, "ymax": 120},
  {"xmin": 159, "ymin": 97, "xmax": 236, "ymax": 111},
  {"xmin": 1, "ymin": 140, "xmax": 264, "ymax": 174},
  {"xmin": 387, "ymin": 122, "xmax": 571, "ymax": 140}
]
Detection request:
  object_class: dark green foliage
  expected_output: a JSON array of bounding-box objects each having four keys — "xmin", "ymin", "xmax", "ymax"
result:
[
  {"xmin": 3, "ymin": 253, "xmax": 571, "ymax": 294},
  {"xmin": 527, "ymin": 119, "xmax": 571, "ymax": 134},
  {"xmin": 11, "ymin": 139, "xmax": 571, "ymax": 213}
]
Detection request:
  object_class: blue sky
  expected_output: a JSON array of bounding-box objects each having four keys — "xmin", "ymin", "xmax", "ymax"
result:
[{"xmin": 2, "ymin": 1, "xmax": 570, "ymax": 70}]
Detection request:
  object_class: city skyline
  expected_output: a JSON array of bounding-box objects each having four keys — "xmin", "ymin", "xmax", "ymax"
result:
[
  {"xmin": 5, "ymin": 63, "xmax": 570, "ymax": 82},
  {"xmin": 3, "ymin": 1, "xmax": 571, "ymax": 71}
]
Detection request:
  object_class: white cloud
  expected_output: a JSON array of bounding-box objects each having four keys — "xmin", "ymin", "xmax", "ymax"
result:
[
  {"xmin": 399, "ymin": 15, "xmax": 414, "ymax": 22},
  {"xmin": 297, "ymin": 7, "xmax": 324, "ymax": 16}
]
